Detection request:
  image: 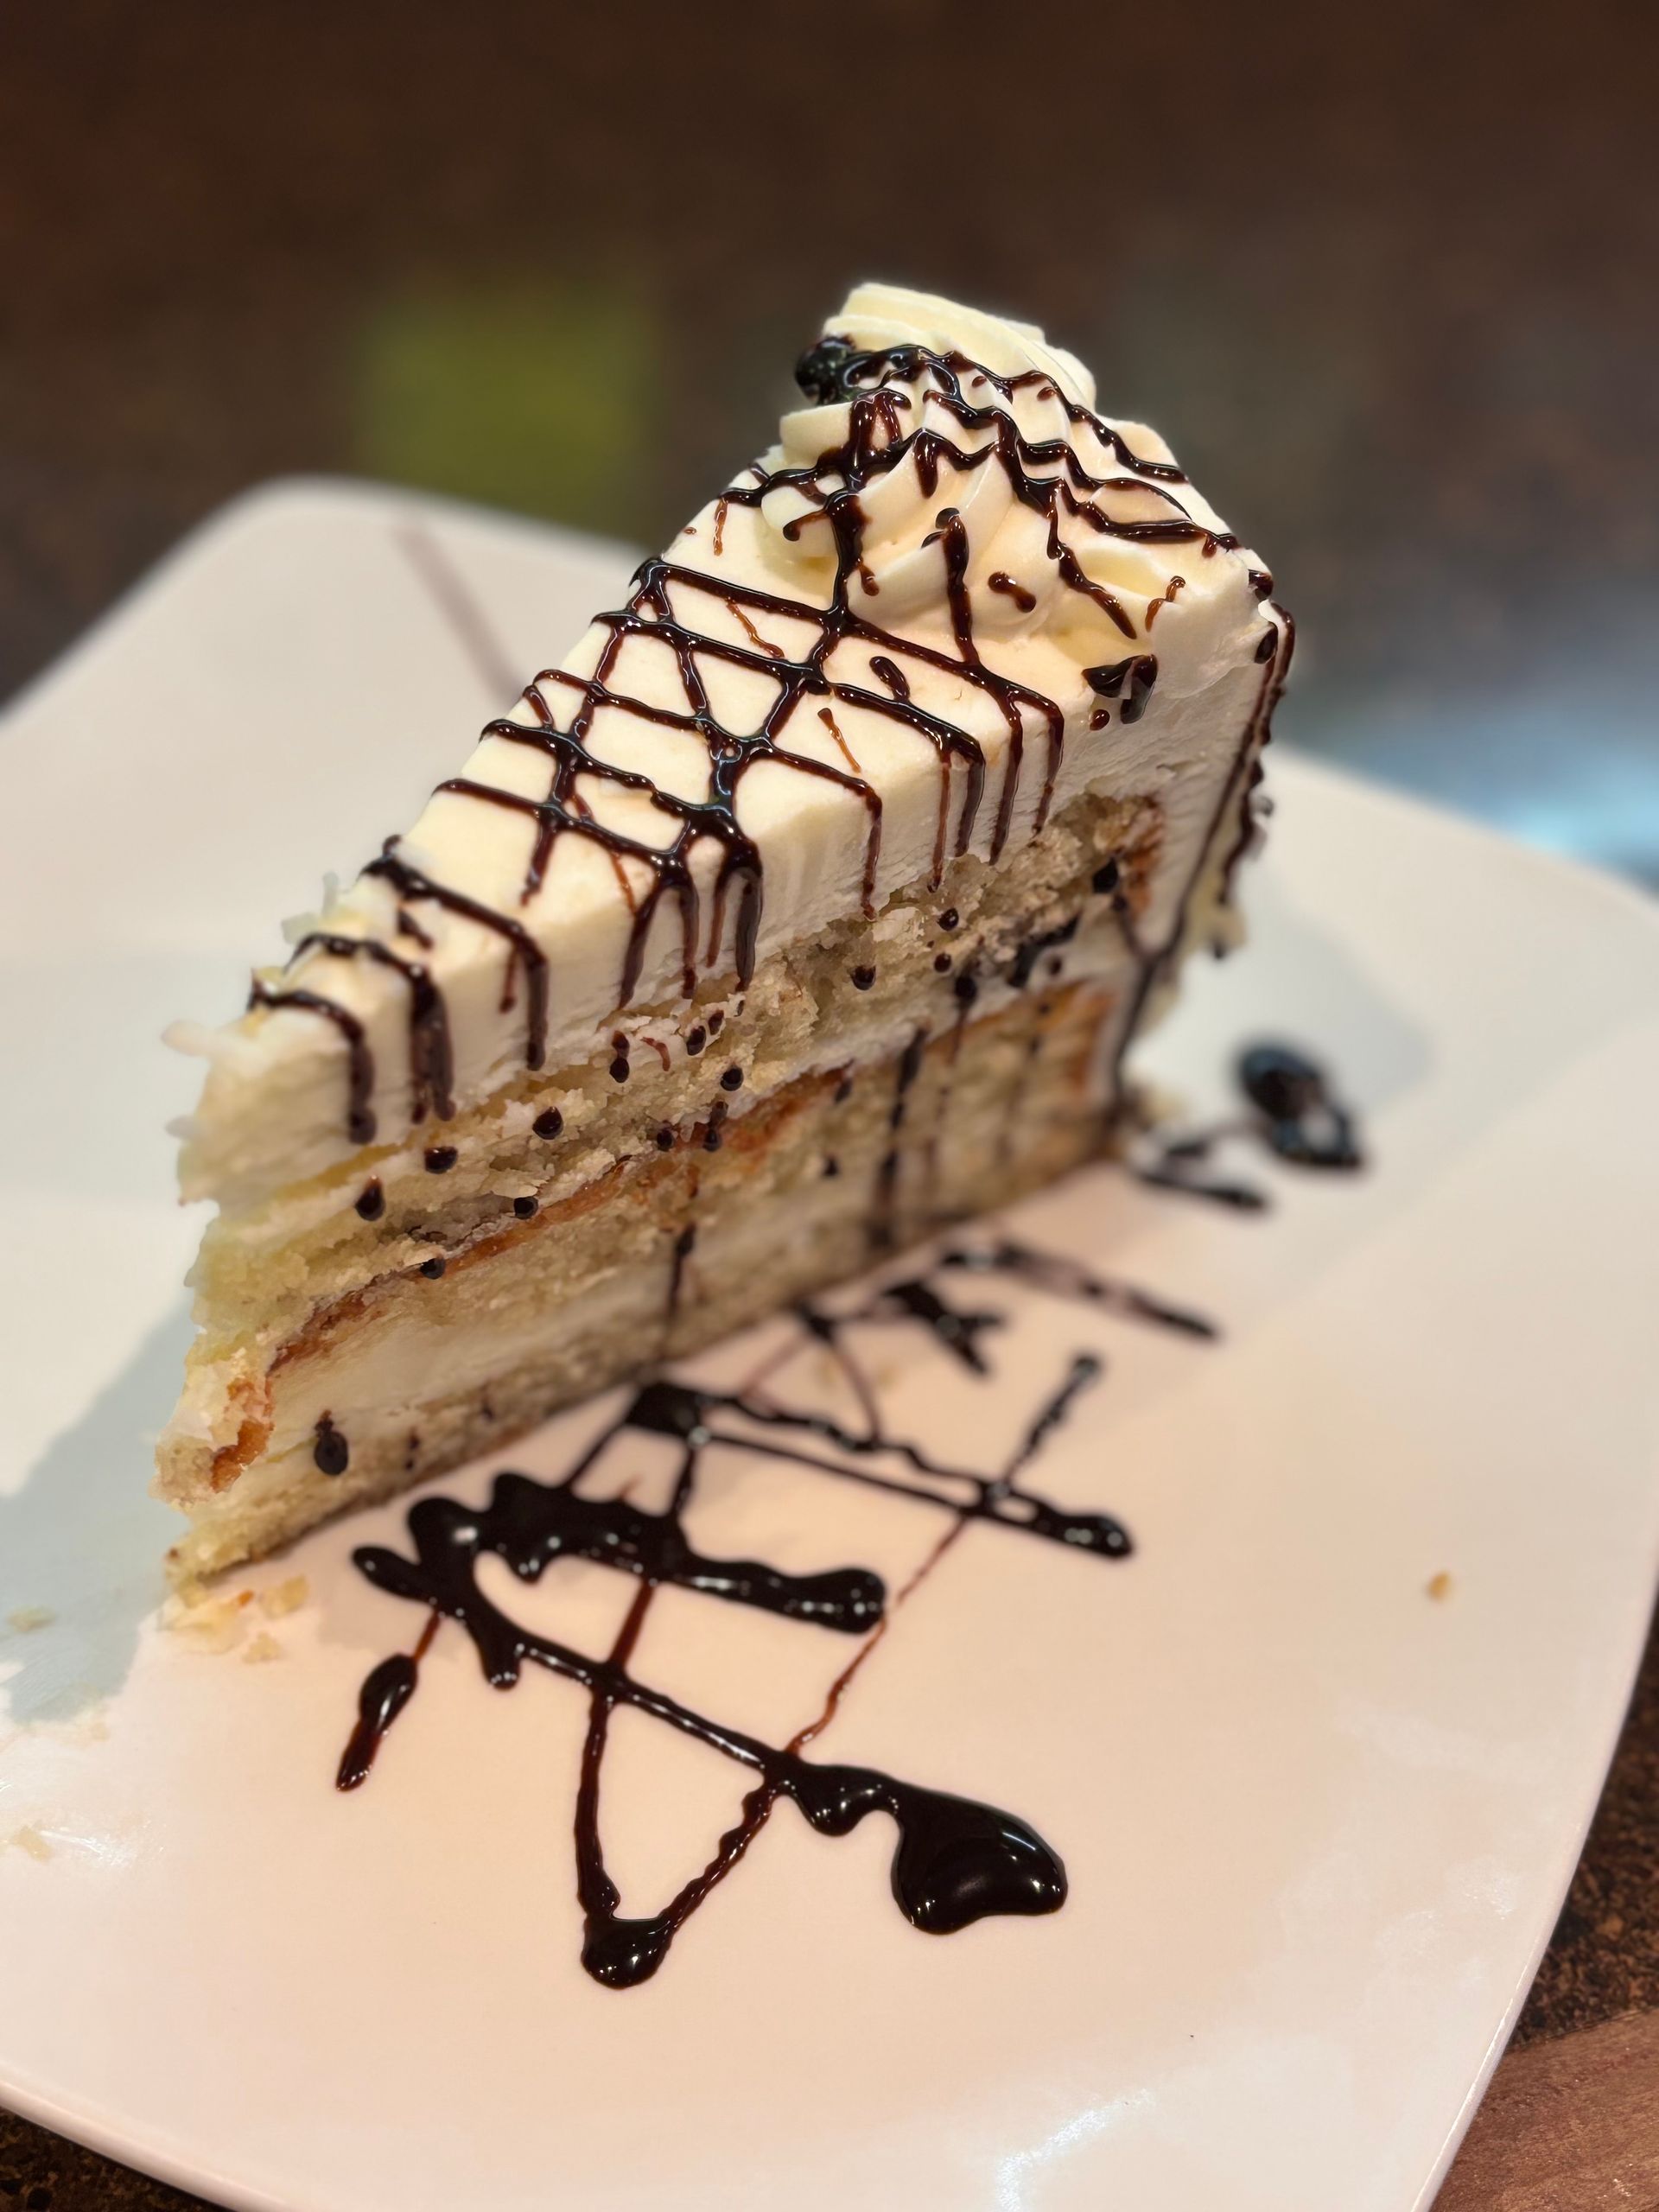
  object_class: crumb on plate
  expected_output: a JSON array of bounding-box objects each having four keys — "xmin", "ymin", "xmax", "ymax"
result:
[
  {"xmin": 257, "ymin": 1576, "xmax": 309, "ymax": 1619},
  {"xmin": 162, "ymin": 1585, "xmax": 256, "ymax": 1654}
]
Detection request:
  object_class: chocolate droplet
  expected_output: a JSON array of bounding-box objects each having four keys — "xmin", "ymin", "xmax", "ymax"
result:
[{"xmin": 313, "ymin": 1414, "xmax": 349, "ymax": 1478}]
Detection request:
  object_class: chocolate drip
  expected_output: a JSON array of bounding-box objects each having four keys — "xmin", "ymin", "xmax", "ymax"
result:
[
  {"xmin": 281, "ymin": 931, "xmax": 456, "ymax": 1128},
  {"xmin": 1084, "ymin": 654, "xmax": 1159, "ymax": 723},
  {"xmin": 988, "ymin": 570, "xmax": 1038, "ymax": 613},
  {"xmin": 872, "ymin": 1027, "xmax": 928, "ymax": 1250},
  {"xmin": 932, "ymin": 510, "xmax": 978, "ymax": 667},
  {"xmin": 1106, "ymin": 612, "xmax": 1295, "ymax": 1126},
  {"xmin": 1009, "ymin": 913, "xmax": 1079, "ymax": 990},
  {"xmin": 940, "ymin": 976, "xmax": 979, "ymax": 1156},
  {"xmin": 1216, "ymin": 611, "xmax": 1293, "ymax": 907},
  {"xmin": 313, "ymin": 1413, "xmax": 349, "ymax": 1477},
  {"xmin": 365, "ymin": 850, "xmax": 549, "ymax": 1071},
  {"xmin": 246, "ymin": 984, "xmax": 375, "ymax": 1143},
  {"xmin": 667, "ymin": 1222, "xmax": 696, "ymax": 1322},
  {"xmin": 1144, "ymin": 577, "xmax": 1185, "ymax": 631}
]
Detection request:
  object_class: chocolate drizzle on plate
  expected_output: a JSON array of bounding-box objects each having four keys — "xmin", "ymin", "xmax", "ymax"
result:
[
  {"xmin": 1136, "ymin": 1040, "xmax": 1364, "ymax": 1206},
  {"xmin": 1239, "ymin": 1042, "xmax": 1363, "ymax": 1169},
  {"xmin": 338, "ymin": 1233, "xmax": 1218, "ymax": 1987},
  {"xmin": 263, "ymin": 336, "xmax": 1288, "ymax": 1152}
]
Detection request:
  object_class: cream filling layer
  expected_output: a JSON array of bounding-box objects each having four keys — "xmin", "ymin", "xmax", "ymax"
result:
[{"xmin": 175, "ymin": 867, "xmax": 1166, "ymax": 1353}]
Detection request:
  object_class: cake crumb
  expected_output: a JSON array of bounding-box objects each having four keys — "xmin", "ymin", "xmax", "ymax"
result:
[
  {"xmin": 242, "ymin": 1631, "xmax": 283, "ymax": 1664},
  {"xmin": 1426, "ymin": 1571, "xmax": 1454, "ymax": 1602},
  {"xmin": 8, "ymin": 1825, "xmax": 52, "ymax": 1862},
  {"xmin": 6, "ymin": 1607, "xmax": 54, "ymax": 1634},
  {"xmin": 258, "ymin": 1576, "xmax": 309, "ymax": 1619},
  {"xmin": 162, "ymin": 1585, "xmax": 255, "ymax": 1654}
]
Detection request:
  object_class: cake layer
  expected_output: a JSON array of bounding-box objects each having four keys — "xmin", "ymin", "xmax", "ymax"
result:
[
  {"xmin": 161, "ymin": 779, "xmax": 1158, "ymax": 1538},
  {"xmin": 179, "ymin": 783, "xmax": 1157, "ymax": 1339},
  {"xmin": 162, "ymin": 977, "xmax": 1116, "ymax": 1580}
]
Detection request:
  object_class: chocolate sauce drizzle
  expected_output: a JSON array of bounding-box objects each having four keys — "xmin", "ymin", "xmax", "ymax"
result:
[
  {"xmin": 262, "ymin": 334, "xmax": 1288, "ymax": 1154},
  {"xmin": 1136, "ymin": 1040, "xmax": 1364, "ymax": 1206},
  {"xmin": 339, "ymin": 1234, "xmax": 1214, "ymax": 1986}
]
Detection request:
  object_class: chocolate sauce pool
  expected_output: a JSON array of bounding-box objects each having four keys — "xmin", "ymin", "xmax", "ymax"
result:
[{"xmin": 1137, "ymin": 1041, "xmax": 1363, "ymax": 1205}]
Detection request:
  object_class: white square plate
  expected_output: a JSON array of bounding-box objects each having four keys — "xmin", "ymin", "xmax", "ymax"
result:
[{"xmin": 2, "ymin": 483, "xmax": 1656, "ymax": 2211}]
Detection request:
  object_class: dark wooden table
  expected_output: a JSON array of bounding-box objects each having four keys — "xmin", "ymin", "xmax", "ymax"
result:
[{"xmin": 3, "ymin": 3, "xmax": 1655, "ymax": 2202}]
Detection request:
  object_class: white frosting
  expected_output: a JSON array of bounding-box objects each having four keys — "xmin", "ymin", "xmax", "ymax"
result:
[{"xmin": 177, "ymin": 284, "xmax": 1276, "ymax": 1212}]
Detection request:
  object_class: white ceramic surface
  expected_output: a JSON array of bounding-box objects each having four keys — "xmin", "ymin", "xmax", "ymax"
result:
[{"xmin": 2, "ymin": 483, "xmax": 1656, "ymax": 2212}]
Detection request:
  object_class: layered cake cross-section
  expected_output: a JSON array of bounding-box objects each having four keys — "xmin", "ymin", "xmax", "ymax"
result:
[{"xmin": 157, "ymin": 283, "xmax": 1290, "ymax": 1578}]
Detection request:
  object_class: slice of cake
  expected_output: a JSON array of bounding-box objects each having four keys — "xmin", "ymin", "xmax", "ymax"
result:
[{"xmin": 157, "ymin": 283, "xmax": 1289, "ymax": 1579}]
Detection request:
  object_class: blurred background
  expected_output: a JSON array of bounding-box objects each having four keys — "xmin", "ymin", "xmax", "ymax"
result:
[{"xmin": 4, "ymin": 0, "xmax": 1657, "ymax": 881}]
